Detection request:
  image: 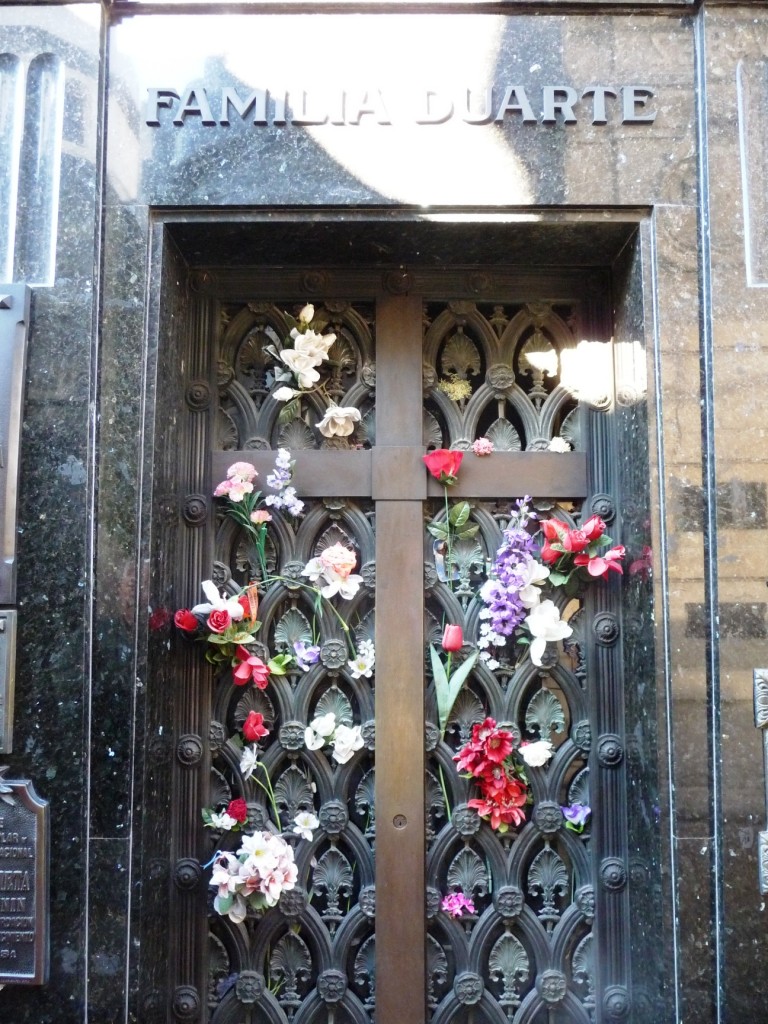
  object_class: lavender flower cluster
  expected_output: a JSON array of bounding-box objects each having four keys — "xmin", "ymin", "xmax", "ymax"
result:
[
  {"xmin": 477, "ymin": 498, "xmax": 538, "ymax": 670},
  {"xmin": 265, "ymin": 448, "xmax": 304, "ymax": 516}
]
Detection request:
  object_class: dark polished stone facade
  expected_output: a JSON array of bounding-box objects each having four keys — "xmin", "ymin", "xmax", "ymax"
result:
[{"xmin": 0, "ymin": 0, "xmax": 765, "ymax": 1021}]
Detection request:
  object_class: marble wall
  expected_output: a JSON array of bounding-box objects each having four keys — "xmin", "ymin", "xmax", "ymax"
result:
[{"xmin": 0, "ymin": 1, "xmax": 764, "ymax": 1021}]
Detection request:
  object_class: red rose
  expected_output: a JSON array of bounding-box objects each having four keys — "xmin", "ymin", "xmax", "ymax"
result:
[
  {"xmin": 581, "ymin": 515, "xmax": 607, "ymax": 541},
  {"xmin": 441, "ymin": 624, "xmax": 464, "ymax": 652},
  {"xmin": 238, "ymin": 594, "xmax": 251, "ymax": 619},
  {"xmin": 540, "ymin": 518, "xmax": 568, "ymax": 541},
  {"xmin": 562, "ymin": 529, "xmax": 589, "ymax": 553},
  {"xmin": 207, "ymin": 609, "xmax": 231, "ymax": 633},
  {"xmin": 423, "ymin": 449, "xmax": 463, "ymax": 485},
  {"xmin": 539, "ymin": 540, "xmax": 560, "ymax": 564},
  {"xmin": 174, "ymin": 608, "xmax": 199, "ymax": 633},
  {"xmin": 243, "ymin": 711, "xmax": 269, "ymax": 742},
  {"xmin": 226, "ymin": 798, "xmax": 248, "ymax": 823}
]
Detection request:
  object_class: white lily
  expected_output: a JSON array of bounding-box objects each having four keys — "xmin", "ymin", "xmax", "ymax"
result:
[
  {"xmin": 191, "ymin": 580, "xmax": 244, "ymax": 620},
  {"xmin": 526, "ymin": 600, "xmax": 572, "ymax": 666}
]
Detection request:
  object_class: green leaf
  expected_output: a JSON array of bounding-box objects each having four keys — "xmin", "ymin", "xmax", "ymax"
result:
[
  {"xmin": 230, "ymin": 631, "xmax": 256, "ymax": 644},
  {"xmin": 206, "ymin": 634, "xmax": 230, "ymax": 645},
  {"xmin": 278, "ymin": 399, "xmax": 301, "ymax": 426},
  {"xmin": 548, "ymin": 570, "xmax": 570, "ymax": 587},
  {"xmin": 427, "ymin": 523, "xmax": 449, "ymax": 540},
  {"xmin": 284, "ymin": 313, "xmax": 298, "ymax": 331},
  {"xmin": 431, "ymin": 646, "xmax": 479, "ymax": 737},
  {"xmin": 268, "ymin": 653, "xmax": 294, "ymax": 675},
  {"xmin": 449, "ymin": 501, "xmax": 471, "ymax": 528},
  {"xmin": 312, "ymin": 317, "xmax": 329, "ymax": 333},
  {"xmin": 455, "ymin": 523, "xmax": 479, "ymax": 539}
]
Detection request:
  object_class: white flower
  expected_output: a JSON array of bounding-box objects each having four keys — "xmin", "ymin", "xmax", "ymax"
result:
[
  {"xmin": 302, "ymin": 557, "xmax": 363, "ymax": 600},
  {"xmin": 298, "ymin": 303, "xmax": 314, "ymax": 324},
  {"xmin": 293, "ymin": 811, "xmax": 320, "ymax": 841},
  {"xmin": 305, "ymin": 712, "xmax": 337, "ymax": 750},
  {"xmin": 519, "ymin": 739, "xmax": 555, "ymax": 767},
  {"xmin": 548, "ymin": 436, "xmax": 571, "ymax": 452},
  {"xmin": 280, "ymin": 348, "xmax": 321, "ymax": 389},
  {"xmin": 332, "ymin": 724, "xmax": 364, "ymax": 764},
  {"xmin": 272, "ymin": 386, "xmax": 299, "ymax": 402},
  {"xmin": 526, "ymin": 600, "xmax": 573, "ymax": 666},
  {"xmin": 240, "ymin": 745, "xmax": 259, "ymax": 781},
  {"xmin": 517, "ymin": 558, "xmax": 551, "ymax": 609},
  {"xmin": 209, "ymin": 811, "xmax": 238, "ymax": 831},
  {"xmin": 292, "ymin": 328, "xmax": 336, "ymax": 364},
  {"xmin": 210, "ymin": 853, "xmax": 240, "ymax": 896},
  {"xmin": 317, "ymin": 405, "xmax": 362, "ymax": 439},
  {"xmin": 348, "ymin": 643, "xmax": 375, "ymax": 679},
  {"xmin": 191, "ymin": 579, "xmax": 245, "ymax": 621}
]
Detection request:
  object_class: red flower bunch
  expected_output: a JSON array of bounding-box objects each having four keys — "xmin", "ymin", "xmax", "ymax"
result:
[
  {"xmin": 454, "ymin": 717, "xmax": 530, "ymax": 832},
  {"xmin": 539, "ymin": 514, "xmax": 625, "ymax": 586},
  {"xmin": 423, "ymin": 449, "xmax": 463, "ymax": 486}
]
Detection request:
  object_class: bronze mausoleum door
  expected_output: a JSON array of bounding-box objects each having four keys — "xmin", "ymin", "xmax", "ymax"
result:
[{"xmin": 166, "ymin": 265, "xmax": 639, "ymax": 1024}]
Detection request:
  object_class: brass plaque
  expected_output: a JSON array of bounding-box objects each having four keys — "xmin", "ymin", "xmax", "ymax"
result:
[{"xmin": 0, "ymin": 773, "xmax": 49, "ymax": 984}]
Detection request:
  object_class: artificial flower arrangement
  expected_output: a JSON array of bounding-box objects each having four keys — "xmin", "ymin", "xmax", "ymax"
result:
[
  {"xmin": 175, "ymin": 443, "xmax": 372, "ymax": 921},
  {"xmin": 423, "ymin": 449, "xmax": 622, "ymax": 834},
  {"xmin": 175, "ymin": 296, "xmax": 625, "ymax": 923},
  {"xmin": 268, "ymin": 302, "xmax": 362, "ymax": 441}
]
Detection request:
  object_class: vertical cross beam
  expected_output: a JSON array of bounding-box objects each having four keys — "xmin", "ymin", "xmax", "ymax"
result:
[{"xmin": 374, "ymin": 293, "xmax": 426, "ymax": 1023}]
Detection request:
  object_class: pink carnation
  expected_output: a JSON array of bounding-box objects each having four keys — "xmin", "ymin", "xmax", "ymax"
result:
[
  {"xmin": 472, "ymin": 437, "xmax": 494, "ymax": 456},
  {"xmin": 227, "ymin": 462, "xmax": 258, "ymax": 482}
]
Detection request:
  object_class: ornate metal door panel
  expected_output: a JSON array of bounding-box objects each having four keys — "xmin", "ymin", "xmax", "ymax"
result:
[{"xmin": 168, "ymin": 266, "xmax": 631, "ymax": 1024}]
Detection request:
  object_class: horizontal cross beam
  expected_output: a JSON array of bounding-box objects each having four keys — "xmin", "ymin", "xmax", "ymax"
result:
[{"xmin": 211, "ymin": 449, "xmax": 588, "ymax": 501}]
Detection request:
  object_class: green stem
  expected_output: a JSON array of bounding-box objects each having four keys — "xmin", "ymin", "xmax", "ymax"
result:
[
  {"xmin": 254, "ymin": 763, "xmax": 282, "ymax": 830},
  {"xmin": 262, "ymin": 574, "xmax": 357, "ymax": 659},
  {"xmin": 444, "ymin": 485, "xmax": 453, "ymax": 592},
  {"xmin": 438, "ymin": 763, "xmax": 453, "ymax": 824}
]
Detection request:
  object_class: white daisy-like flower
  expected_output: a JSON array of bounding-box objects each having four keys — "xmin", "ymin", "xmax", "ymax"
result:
[{"xmin": 292, "ymin": 811, "xmax": 320, "ymax": 841}]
